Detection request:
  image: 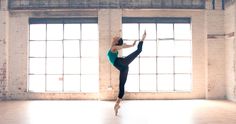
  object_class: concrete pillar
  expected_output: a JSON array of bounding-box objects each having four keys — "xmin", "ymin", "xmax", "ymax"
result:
[
  {"xmin": 206, "ymin": 3, "xmax": 225, "ymax": 99},
  {"xmin": 0, "ymin": 0, "xmax": 9, "ymax": 100},
  {"xmin": 225, "ymin": 2, "xmax": 236, "ymax": 102},
  {"xmin": 98, "ymin": 9, "xmax": 122, "ymax": 100}
]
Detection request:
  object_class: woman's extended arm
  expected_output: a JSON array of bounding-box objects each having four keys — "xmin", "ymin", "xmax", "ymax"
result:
[
  {"xmin": 112, "ymin": 40, "xmax": 137, "ymax": 51},
  {"xmin": 122, "ymin": 40, "xmax": 137, "ymax": 48}
]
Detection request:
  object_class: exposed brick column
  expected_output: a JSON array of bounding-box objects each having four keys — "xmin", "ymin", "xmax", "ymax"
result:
[
  {"xmin": 0, "ymin": 0, "xmax": 9, "ymax": 100},
  {"xmin": 205, "ymin": 0, "xmax": 226, "ymax": 99}
]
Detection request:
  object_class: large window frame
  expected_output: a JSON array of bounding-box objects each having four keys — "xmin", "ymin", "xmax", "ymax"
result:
[
  {"xmin": 28, "ymin": 18, "xmax": 99, "ymax": 93},
  {"xmin": 122, "ymin": 17, "xmax": 192, "ymax": 92}
]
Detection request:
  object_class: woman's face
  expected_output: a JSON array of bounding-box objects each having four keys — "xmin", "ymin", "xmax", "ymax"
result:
[{"xmin": 113, "ymin": 36, "xmax": 120, "ymax": 44}]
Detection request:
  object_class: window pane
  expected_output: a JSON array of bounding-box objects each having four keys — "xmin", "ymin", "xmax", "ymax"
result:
[
  {"xmin": 140, "ymin": 23, "xmax": 156, "ymax": 40},
  {"xmin": 175, "ymin": 41, "xmax": 191, "ymax": 56},
  {"xmin": 64, "ymin": 24, "xmax": 80, "ymax": 39},
  {"xmin": 122, "ymin": 40, "xmax": 138, "ymax": 57},
  {"xmin": 140, "ymin": 41, "xmax": 156, "ymax": 57},
  {"xmin": 46, "ymin": 75, "xmax": 63, "ymax": 91},
  {"xmin": 81, "ymin": 24, "xmax": 98, "ymax": 40},
  {"xmin": 174, "ymin": 24, "xmax": 191, "ymax": 40},
  {"xmin": 81, "ymin": 58, "xmax": 98, "ymax": 74},
  {"xmin": 47, "ymin": 24, "xmax": 63, "ymax": 40},
  {"xmin": 129, "ymin": 59, "xmax": 139, "ymax": 74},
  {"xmin": 140, "ymin": 58, "xmax": 156, "ymax": 74},
  {"xmin": 126, "ymin": 75, "xmax": 139, "ymax": 92},
  {"xmin": 47, "ymin": 58, "xmax": 63, "ymax": 74},
  {"xmin": 175, "ymin": 58, "xmax": 192, "ymax": 73},
  {"xmin": 157, "ymin": 58, "xmax": 173, "ymax": 73},
  {"xmin": 157, "ymin": 24, "xmax": 173, "ymax": 39},
  {"xmin": 158, "ymin": 40, "xmax": 174, "ymax": 56},
  {"xmin": 81, "ymin": 75, "xmax": 98, "ymax": 92},
  {"xmin": 28, "ymin": 75, "xmax": 45, "ymax": 92},
  {"xmin": 64, "ymin": 58, "xmax": 80, "ymax": 74},
  {"xmin": 122, "ymin": 24, "xmax": 139, "ymax": 39},
  {"xmin": 140, "ymin": 75, "xmax": 156, "ymax": 91},
  {"xmin": 64, "ymin": 75, "xmax": 80, "ymax": 92},
  {"xmin": 158, "ymin": 74, "xmax": 173, "ymax": 91},
  {"xmin": 175, "ymin": 74, "xmax": 191, "ymax": 91},
  {"xmin": 30, "ymin": 41, "xmax": 46, "ymax": 57},
  {"xmin": 29, "ymin": 22, "xmax": 99, "ymax": 93},
  {"xmin": 64, "ymin": 40, "xmax": 80, "ymax": 57},
  {"xmin": 29, "ymin": 58, "xmax": 45, "ymax": 74},
  {"xmin": 30, "ymin": 24, "xmax": 46, "ymax": 40},
  {"xmin": 122, "ymin": 21, "xmax": 192, "ymax": 93},
  {"xmin": 81, "ymin": 41, "xmax": 98, "ymax": 57},
  {"xmin": 47, "ymin": 41, "xmax": 63, "ymax": 57}
]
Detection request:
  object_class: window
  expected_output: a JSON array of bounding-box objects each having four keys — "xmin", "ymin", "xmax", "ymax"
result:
[
  {"xmin": 28, "ymin": 18, "xmax": 99, "ymax": 93},
  {"xmin": 122, "ymin": 17, "xmax": 192, "ymax": 92}
]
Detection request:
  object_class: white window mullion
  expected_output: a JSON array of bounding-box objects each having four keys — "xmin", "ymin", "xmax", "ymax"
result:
[
  {"xmin": 28, "ymin": 20, "xmax": 99, "ymax": 93},
  {"xmin": 123, "ymin": 21, "xmax": 192, "ymax": 93}
]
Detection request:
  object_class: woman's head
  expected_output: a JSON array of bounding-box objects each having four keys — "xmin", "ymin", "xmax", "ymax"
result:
[
  {"xmin": 112, "ymin": 36, "xmax": 123, "ymax": 46},
  {"xmin": 116, "ymin": 38, "xmax": 123, "ymax": 45}
]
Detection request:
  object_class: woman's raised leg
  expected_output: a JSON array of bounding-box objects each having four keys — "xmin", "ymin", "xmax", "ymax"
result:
[{"xmin": 123, "ymin": 41, "xmax": 143, "ymax": 66}]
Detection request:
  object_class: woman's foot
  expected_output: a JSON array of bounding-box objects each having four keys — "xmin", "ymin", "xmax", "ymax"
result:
[
  {"xmin": 114, "ymin": 98, "xmax": 121, "ymax": 116},
  {"xmin": 114, "ymin": 104, "xmax": 120, "ymax": 116}
]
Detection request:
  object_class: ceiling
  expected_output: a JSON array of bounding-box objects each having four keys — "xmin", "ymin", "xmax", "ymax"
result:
[{"xmin": 8, "ymin": 0, "xmax": 206, "ymax": 10}]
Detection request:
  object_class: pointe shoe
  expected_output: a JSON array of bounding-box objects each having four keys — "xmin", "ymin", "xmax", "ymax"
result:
[{"xmin": 114, "ymin": 104, "xmax": 120, "ymax": 116}]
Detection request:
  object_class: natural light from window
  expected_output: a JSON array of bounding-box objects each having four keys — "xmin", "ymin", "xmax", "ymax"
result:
[
  {"xmin": 122, "ymin": 22, "xmax": 192, "ymax": 92},
  {"xmin": 28, "ymin": 20, "xmax": 99, "ymax": 93}
]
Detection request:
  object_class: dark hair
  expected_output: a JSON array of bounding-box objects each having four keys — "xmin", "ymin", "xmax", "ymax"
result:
[{"xmin": 116, "ymin": 38, "xmax": 123, "ymax": 46}]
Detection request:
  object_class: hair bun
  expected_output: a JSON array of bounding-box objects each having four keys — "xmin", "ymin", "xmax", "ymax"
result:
[{"xmin": 117, "ymin": 38, "xmax": 123, "ymax": 45}]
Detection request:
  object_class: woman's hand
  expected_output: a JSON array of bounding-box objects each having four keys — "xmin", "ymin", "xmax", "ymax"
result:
[
  {"xmin": 141, "ymin": 30, "xmax": 146, "ymax": 41},
  {"xmin": 132, "ymin": 40, "xmax": 138, "ymax": 46}
]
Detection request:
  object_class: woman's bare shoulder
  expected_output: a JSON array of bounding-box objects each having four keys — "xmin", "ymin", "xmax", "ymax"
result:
[{"xmin": 110, "ymin": 46, "xmax": 118, "ymax": 53}]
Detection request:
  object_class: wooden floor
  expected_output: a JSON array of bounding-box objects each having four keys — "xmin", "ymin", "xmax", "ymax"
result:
[{"xmin": 0, "ymin": 100, "xmax": 236, "ymax": 124}]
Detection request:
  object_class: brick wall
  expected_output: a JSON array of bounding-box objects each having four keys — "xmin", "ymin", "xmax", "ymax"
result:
[
  {"xmin": 0, "ymin": 1, "xmax": 232, "ymax": 100},
  {"xmin": 8, "ymin": 15, "xmax": 28, "ymax": 99},
  {"xmin": 0, "ymin": 0, "xmax": 8, "ymax": 100},
  {"xmin": 225, "ymin": 3, "xmax": 236, "ymax": 102},
  {"xmin": 2, "ymin": 9, "xmax": 207, "ymax": 100},
  {"xmin": 206, "ymin": 10, "xmax": 225, "ymax": 99}
]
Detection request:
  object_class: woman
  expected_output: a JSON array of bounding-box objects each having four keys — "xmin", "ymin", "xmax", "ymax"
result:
[{"xmin": 107, "ymin": 30, "xmax": 146, "ymax": 116}]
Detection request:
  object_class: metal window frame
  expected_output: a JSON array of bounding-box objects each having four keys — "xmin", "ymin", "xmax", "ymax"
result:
[
  {"xmin": 122, "ymin": 17, "xmax": 192, "ymax": 93},
  {"xmin": 28, "ymin": 18, "xmax": 99, "ymax": 93}
]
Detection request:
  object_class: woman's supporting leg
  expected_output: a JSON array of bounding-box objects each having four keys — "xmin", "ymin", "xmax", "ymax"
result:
[
  {"xmin": 123, "ymin": 42, "xmax": 143, "ymax": 66},
  {"xmin": 114, "ymin": 67, "xmax": 128, "ymax": 116},
  {"xmin": 113, "ymin": 42, "xmax": 143, "ymax": 116},
  {"xmin": 118, "ymin": 67, "xmax": 129, "ymax": 99}
]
